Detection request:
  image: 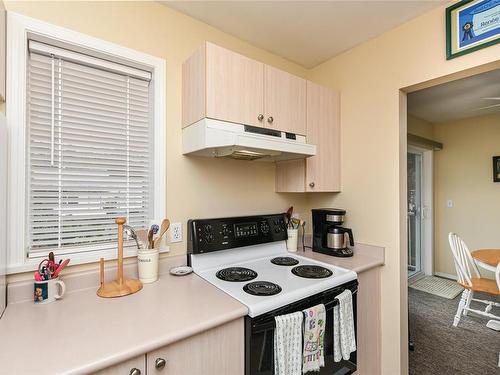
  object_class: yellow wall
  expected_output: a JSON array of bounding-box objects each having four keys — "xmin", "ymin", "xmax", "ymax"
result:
[
  {"xmin": 433, "ymin": 112, "xmax": 500, "ymax": 278},
  {"xmin": 4, "ymin": 0, "xmax": 310, "ymax": 281},
  {"xmin": 408, "ymin": 114, "xmax": 434, "ymax": 139},
  {"xmin": 305, "ymin": 3, "xmax": 500, "ymax": 373},
  {"xmin": 3, "ymin": 1, "xmax": 500, "ymax": 373}
]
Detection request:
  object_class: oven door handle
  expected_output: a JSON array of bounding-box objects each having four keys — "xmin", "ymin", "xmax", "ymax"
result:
[{"xmin": 251, "ymin": 288, "xmax": 357, "ymax": 333}]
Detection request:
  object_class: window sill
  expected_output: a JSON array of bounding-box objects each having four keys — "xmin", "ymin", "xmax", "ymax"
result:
[{"xmin": 6, "ymin": 246, "xmax": 171, "ymax": 274}]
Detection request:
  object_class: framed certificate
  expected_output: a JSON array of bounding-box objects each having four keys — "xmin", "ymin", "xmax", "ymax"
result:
[
  {"xmin": 493, "ymin": 156, "xmax": 500, "ymax": 182},
  {"xmin": 446, "ymin": 0, "xmax": 500, "ymax": 59}
]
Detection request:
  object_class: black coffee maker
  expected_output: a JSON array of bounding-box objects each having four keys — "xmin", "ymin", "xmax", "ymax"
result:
[{"xmin": 312, "ymin": 208, "xmax": 354, "ymax": 257}]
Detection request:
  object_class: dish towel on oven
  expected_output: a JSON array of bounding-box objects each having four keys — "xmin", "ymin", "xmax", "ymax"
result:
[
  {"xmin": 302, "ymin": 304, "xmax": 326, "ymax": 373},
  {"xmin": 274, "ymin": 311, "xmax": 303, "ymax": 375},
  {"xmin": 333, "ymin": 289, "xmax": 356, "ymax": 362}
]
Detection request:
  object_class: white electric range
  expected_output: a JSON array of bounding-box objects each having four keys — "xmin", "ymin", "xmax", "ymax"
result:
[
  {"xmin": 190, "ymin": 241, "xmax": 356, "ymax": 317},
  {"xmin": 187, "ymin": 213, "xmax": 359, "ymax": 375}
]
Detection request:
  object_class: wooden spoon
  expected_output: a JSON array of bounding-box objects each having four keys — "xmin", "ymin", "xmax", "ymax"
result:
[{"xmin": 154, "ymin": 219, "xmax": 170, "ymax": 249}]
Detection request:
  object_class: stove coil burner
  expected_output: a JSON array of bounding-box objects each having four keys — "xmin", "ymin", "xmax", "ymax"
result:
[
  {"xmin": 291, "ymin": 265, "xmax": 333, "ymax": 279},
  {"xmin": 243, "ymin": 281, "xmax": 282, "ymax": 296},
  {"xmin": 216, "ymin": 267, "xmax": 258, "ymax": 282},
  {"xmin": 270, "ymin": 257, "xmax": 300, "ymax": 266}
]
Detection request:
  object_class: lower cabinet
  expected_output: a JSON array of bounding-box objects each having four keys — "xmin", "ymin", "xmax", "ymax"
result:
[
  {"xmin": 95, "ymin": 318, "xmax": 244, "ymax": 375},
  {"xmin": 356, "ymin": 268, "xmax": 382, "ymax": 374}
]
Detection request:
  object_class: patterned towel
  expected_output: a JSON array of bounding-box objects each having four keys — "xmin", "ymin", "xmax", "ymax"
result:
[
  {"xmin": 274, "ymin": 311, "xmax": 304, "ymax": 375},
  {"xmin": 302, "ymin": 304, "xmax": 326, "ymax": 373},
  {"xmin": 333, "ymin": 289, "xmax": 356, "ymax": 362}
]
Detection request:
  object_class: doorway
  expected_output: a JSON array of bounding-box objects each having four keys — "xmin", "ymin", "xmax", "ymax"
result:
[{"xmin": 403, "ymin": 66, "xmax": 500, "ymax": 375}]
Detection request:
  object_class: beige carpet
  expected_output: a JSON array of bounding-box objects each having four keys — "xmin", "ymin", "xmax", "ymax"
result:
[
  {"xmin": 409, "ymin": 288, "xmax": 500, "ymax": 375},
  {"xmin": 409, "ymin": 275, "xmax": 463, "ymax": 299}
]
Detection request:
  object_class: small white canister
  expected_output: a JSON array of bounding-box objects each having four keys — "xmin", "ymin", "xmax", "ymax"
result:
[
  {"xmin": 137, "ymin": 249, "xmax": 159, "ymax": 283},
  {"xmin": 286, "ymin": 228, "xmax": 299, "ymax": 252}
]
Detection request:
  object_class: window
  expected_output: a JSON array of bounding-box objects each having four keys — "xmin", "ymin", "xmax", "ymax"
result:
[
  {"xmin": 27, "ymin": 41, "xmax": 152, "ymax": 255},
  {"xmin": 7, "ymin": 13, "xmax": 165, "ymax": 272}
]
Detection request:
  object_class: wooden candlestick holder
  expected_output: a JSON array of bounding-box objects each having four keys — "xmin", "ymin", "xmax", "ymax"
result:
[{"xmin": 97, "ymin": 217, "xmax": 143, "ymax": 298}]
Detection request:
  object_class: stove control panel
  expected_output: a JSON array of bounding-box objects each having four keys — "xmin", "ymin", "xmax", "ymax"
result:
[{"xmin": 187, "ymin": 214, "xmax": 287, "ymax": 254}]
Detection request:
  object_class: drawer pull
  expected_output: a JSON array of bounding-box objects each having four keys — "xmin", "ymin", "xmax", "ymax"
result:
[
  {"xmin": 267, "ymin": 116, "xmax": 274, "ymax": 124},
  {"xmin": 257, "ymin": 114, "xmax": 264, "ymax": 121},
  {"xmin": 129, "ymin": 368, "xmax": 141, "ymax": 375},
  {"xmin": 155, "ymin": 357, "xmax": 167, "ymax": 370},
  {"xmin": 309, "ymin": 182, "xmax": 315, "ymax": 188}
]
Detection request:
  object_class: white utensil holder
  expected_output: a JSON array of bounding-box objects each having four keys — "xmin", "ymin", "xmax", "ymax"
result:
[
  {"xmin": 286, "ymin": 228, "xmax": 299, "ymax": 252},
  {"xmin": 137, "ymin": 249, "xmax": 159, "ymax": 283}
]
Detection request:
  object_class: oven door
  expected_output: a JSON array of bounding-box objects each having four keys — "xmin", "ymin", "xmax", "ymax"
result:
[{"xmin": 244, "ymin": 280, "xmax": 357, "ymax": 375}]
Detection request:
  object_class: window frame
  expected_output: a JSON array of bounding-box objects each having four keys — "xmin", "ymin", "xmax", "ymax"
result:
[{"xmin": 6, "ymin": 12, "xmax": 166, "ymax": 273}]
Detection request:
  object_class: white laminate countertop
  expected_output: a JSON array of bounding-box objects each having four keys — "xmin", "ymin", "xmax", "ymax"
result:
[
  {"xmin": 298, "ymin": 242, "xmax": 385, "ymax": 273},
  {"xmin": 0, "ymin": 269, "xmax": 248, "ymax": 374},
  {"xmin": 0, "ymin": 243, "xmax": 383, "ymax": 374}
]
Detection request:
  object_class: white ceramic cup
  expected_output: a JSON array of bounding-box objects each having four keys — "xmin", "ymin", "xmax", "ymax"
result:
[
  {"xmin": 34, "ymin": 277, "xmax": 66, "ymax": 304},
  {"xmin": 286, "ymin": 228, "xmax": 299, "ymax": 252},
  {"xmin": 138, "ymin": 249, "xmax": 159, "ymax": 283}
]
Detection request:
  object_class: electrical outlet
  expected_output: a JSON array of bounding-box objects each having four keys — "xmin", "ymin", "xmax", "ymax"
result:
[{"xmin": 170, "ymin": 222, "xmax": 182, "ymax": 243}]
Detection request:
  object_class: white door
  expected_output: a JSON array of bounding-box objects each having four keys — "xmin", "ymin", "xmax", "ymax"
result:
[
  {"xmin": 407, "ymin": 149, "xmax": 423, "ymax": 277},
  {"xmin": 0, "ymin": 114, "xmax": 6, "ymax": 316}
]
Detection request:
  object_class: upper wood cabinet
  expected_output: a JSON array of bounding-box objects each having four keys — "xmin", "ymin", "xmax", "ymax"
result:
[
  {"xmin": 182, "ymin": 42, "xmax": 306, "ymax": 135},
  {"xmin": 0, "ymin": 1, "xmax": 6, "ymax": 102},
  {"xmin": 264, "ymin": 65, "xmax": 306, "ymax": 135},
  {"xmin": 183, "ymin": 42, "xmax": 264, "ymax": 128},
  {"xmin": 276, "ymin": 81, "xmax": 340, "ymax": 192}
]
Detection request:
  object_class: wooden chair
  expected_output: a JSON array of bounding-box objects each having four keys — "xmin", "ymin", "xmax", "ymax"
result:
[{"xmin": 448, "ymin": 233, "xmax": 500, "ymax": 327}]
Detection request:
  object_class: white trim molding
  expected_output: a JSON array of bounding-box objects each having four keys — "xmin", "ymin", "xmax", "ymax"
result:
[{"xmin": 6, "ymin": 12, "xmax": 166, "ymax": 273}]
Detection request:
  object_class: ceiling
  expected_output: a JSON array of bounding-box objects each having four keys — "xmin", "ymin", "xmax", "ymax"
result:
[
  {"xmin": 162, "ymin": 1, "xmax": 446, "ymax": 68},
  {"xmin": 408, "ymin": 69, "xmax": 500, "ymax": 124}
]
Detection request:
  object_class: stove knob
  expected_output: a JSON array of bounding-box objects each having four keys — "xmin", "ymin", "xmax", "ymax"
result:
[
  {"xmin": 204, "ymin": 224, "xmax": 212, "ymax": 234},
  {"xmin": 205, "ymin": 234, "xmax": 214, "ymax": 243},
  {"xmin": 222, "ymin": 227, "xmax": 231, "ymax": 236},
  {"xmin": 260, "ymin": 222, "xmax": 269, "ymax": 234}
]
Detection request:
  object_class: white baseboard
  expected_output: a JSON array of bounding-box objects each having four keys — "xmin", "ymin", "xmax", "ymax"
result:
[{"xmin": 434, "ymin": 271, "xmax": 457, "ymax": 280}]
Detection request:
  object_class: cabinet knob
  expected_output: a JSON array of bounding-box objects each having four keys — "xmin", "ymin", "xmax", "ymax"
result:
[
  {"xmin": 267, "ymin": 116, "xmax": 274, "ymax": 124},
  {"xmin": 309, "ymin": 182, "xmax": 315, "ymax": 188},
  {"xmin": 257, "ymin": 114, "xmax": 264, "ymax": 121},
  {"xmin": 155, "ymin": 357, "xmax": 167, "ymax": 370},
  {"xmin": 129, "ymin": 368, "xmax": 141, "ymax": 375}
]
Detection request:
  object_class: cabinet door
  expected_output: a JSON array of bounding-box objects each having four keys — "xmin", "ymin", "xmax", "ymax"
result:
[
  {"xmin": 264, "ymin": 65, "xmax": 306, "ymax": 135},
  {"xmin": 275, "ymin": 160, "xmax": 305, "ymax": 192},
  {"xmin": 147, "ymin": 318, "xmax": 244, "ymax": 375},
  {"xmin": 92, "ymin": 355, "xmax": 146, "ymax": 375},
  {"xmin": 306, "ymin": 81, "xmax": 340, "ymax": 192},
  {"xmin": 0, "ymin": 0, "xmax": 5, "ymax": 102},
  {"xmin": 206, "ymin": 43, "xmax": 264, "ymax": 127}
]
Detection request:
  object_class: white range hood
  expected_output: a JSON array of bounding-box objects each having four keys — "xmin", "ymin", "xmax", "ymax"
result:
[{"xmin": 182, "ymin": 118, "xmax": 316, "ymax": 161}]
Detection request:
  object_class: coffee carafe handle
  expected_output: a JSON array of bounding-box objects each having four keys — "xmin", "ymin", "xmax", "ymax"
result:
[{"xmin": 345, "ymin": 228, "xmax": 354, "ymax": 247}]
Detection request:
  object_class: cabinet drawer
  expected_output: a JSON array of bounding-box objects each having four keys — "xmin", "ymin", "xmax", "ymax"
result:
[
  {"xmin": 93, "ymin": 355, "xmax": 146, "ymax": 375},
  {"xmin": 147, "ymin": 318, "xmax": 244, "ymax": 375}
]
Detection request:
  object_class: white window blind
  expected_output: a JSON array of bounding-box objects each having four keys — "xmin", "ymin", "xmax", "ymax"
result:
[{"xmin": 27, "ymin": 41, "xmax": 153, "ymax": 256}]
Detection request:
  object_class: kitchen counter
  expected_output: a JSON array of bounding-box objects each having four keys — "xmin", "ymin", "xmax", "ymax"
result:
[
  {"xmin": 0, "ymin": 258, "xmax": 248, "ymax": 374},
  {"xmin": 298, "ymin": 241, "xmax": 385, "ymax": 273},
  {"xmin": 0, "ymin": 242, "xmax": 383, "ymax": 374}
]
